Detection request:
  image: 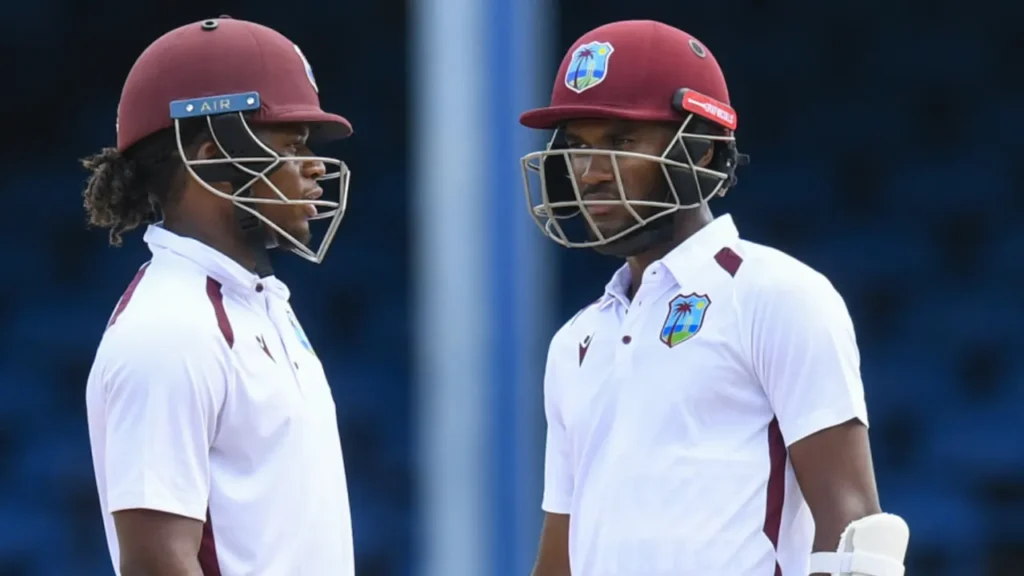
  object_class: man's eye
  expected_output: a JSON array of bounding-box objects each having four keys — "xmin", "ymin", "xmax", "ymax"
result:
[{"xmin": 285, "ymin": 142, "xmax": 308, "ymax": 155}]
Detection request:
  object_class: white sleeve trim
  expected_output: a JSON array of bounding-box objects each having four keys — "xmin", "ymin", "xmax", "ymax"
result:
[
  {"xmin": 108, "ymin": 486, "xmax": 208, "ymax": 522},
  {"xmin": 541, "ymin": 495, "xmax": 573, "ymax": 515},
  {"xmin": 780, "ymin": 408, "xmax": 868, "ymax": 448}
]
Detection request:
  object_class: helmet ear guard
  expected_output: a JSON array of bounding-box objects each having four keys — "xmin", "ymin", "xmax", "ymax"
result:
[
  {"xmin": 670, "ymin": 87, "xmax": 749, "ymax": 194},
  {"xmin": 662, "ymin": 119, "xmax": 718, "ymax": 206}
]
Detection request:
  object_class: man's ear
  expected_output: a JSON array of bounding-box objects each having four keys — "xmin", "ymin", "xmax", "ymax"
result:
[
  {"xmin": 698, "ymin": 143, "xmax": 714, "ymax": 168},
  {"xmin": 194, "ymin": 140, "xmax": 222, "ymax": 160},
  {"xmin": 183, "ymin": 141, "xmax": 234, "ymax": 195}
]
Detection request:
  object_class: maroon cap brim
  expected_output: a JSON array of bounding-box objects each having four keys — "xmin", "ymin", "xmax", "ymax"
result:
[
  {"xmin": 267, "ymin": 106, "xmax": 354, "ymax": 142},
  {"xmin": 519, "ymin": 104, "xmax": 677, "ymax": 129}
]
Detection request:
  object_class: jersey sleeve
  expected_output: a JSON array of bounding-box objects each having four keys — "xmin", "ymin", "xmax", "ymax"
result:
[
  {"xmin": 541, "ymin": 333, "xmax": 574, "ymax": 514},
  {"xmin": 99, "ymin": 323, "xmax": 230, "ymax": 521},
  {"xmin": 749, "ymin": 271, "xmax": 868, "ymax": 447}
]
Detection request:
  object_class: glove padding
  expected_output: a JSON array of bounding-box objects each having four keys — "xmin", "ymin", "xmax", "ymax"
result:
[{"xmin": 808, "ymin": 513, "xmax": 909, "ymax": 576}]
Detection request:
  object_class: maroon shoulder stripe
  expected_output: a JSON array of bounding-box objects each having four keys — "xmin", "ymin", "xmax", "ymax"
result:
[
  {"xmin": 199, "ymin": 279, "xmax": 230, "ymax": 574},
  {"xmin": 107, "ymin": 262, "xmax": 151, "ymax": 328},
  {"xmin": 205, "ymin": 277, "xmax": 234, "ymax": 348}
]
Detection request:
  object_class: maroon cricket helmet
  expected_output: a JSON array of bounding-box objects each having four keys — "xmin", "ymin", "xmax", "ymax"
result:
[
  {"xmin": 113, "ymin": 17, "xmax": 355, "ymax": 272},
  {"xmin": 116, "ymin": 16, "xmax": 353, "ymax": 152},
  {"xmin": 520, "ymin": 20, "xmax": 734, "ymax": 131},
  {"xmin": 518, "ymin": 20, "xmax": 747, "ymax": 256}
]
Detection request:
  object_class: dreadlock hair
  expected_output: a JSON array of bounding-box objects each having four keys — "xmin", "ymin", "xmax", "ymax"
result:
[{"xmin": 81, "ymin": 119, "xmax": 209, "ymax": 246}]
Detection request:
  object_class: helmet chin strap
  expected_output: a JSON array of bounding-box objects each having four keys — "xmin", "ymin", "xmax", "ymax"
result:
[{"xmin": 234, "ymin": 205, "xmax": 276, "ymax": 279}]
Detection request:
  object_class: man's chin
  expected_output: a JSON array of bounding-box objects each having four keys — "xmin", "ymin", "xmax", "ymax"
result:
[
  {"xmin": 271, "ymin": 222, "xmax": 313, "ymax": 249},
  {"xmin": 291, "ymin": 225, "xmax": 313, "ymax": 247},
  {"xmin": 585, "ymin": 220, "xmax": 632, "ymax": 243}
]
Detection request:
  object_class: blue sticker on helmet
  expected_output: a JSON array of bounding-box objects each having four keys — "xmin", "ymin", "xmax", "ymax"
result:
[{"xmin": 169, "ymin": 92, "xmax": 261, "ymax": 119}]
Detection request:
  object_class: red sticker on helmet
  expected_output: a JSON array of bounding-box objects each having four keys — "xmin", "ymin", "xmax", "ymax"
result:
[{"xmin": 680, "ymin": 91, "xmax": 737, "ymax": 130}]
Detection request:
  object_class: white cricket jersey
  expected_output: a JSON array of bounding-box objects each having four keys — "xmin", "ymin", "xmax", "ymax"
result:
[
  {"xmin": 85, "ymin": 225, "xmax": 355, "ymax": 576},
  {"xmin": 541, "ymin": 214, "xmax": 868, "ymax": 576}
]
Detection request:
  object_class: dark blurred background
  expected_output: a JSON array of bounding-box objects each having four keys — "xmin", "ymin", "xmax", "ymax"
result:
[{"xmin": 1, "ymin": 0, "xmax": 1021, "ymax": 574}]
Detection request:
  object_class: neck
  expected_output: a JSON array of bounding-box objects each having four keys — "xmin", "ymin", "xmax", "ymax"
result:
[
  {"xmin": 625, "ymin": 207, "xmax": 714, "ymax": 299},
  {"xmin": 163, "ymin": 211, "xmax": 259, "ymax": 273}
]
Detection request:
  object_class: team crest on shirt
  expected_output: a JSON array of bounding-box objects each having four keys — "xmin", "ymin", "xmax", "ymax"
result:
[
  {"xmin": 659, "ymin": 293, "xmax": 711, "ymax": 348},
  {"xmin": 286, "ymin": 310, "xmax": 315, "ymax": 355},
  {"xmin": 564, "ymin": 41, "xmax": 615, "ymax": 93}
]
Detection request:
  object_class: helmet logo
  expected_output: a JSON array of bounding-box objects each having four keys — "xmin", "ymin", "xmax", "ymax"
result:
[
  {"xmin": 293, "ymin": 44, "xmax": 319, "ymax": 93},
  {"xmin": 564, "ymin": 41, "xmax": 615, "ymax": 94},
  {"xmin": 688, "ymin": 39, "xmax": 707, "ymax": 58}
]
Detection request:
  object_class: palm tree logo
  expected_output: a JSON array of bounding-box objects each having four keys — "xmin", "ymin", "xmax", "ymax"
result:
[
  {"xmin": 660, "ymin": 293, "xmax": 711, "ymax": 348},
  {"xmin": 564, "ymin": 41, "xmax": 615, "ymax": 93}
]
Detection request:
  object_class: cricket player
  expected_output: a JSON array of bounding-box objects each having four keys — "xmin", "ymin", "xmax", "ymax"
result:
[
  {"xmin": 520, "ymin": 20, "xmax": 909, "ymax": 576},
  {"xmin": 82, "ymin": 17, "xmax": 355, "ymax": 575}
]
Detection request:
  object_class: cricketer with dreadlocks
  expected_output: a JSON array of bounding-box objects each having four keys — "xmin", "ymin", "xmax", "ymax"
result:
[{"xmin": 82, "ymin": 16, "xmax": 356, "ymax": 576}]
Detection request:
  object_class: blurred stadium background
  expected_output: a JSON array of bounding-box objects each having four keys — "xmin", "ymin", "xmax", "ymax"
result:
[{"xmin": 1, "ymin": 0, "xmax": 1021, "ymax": 574}]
